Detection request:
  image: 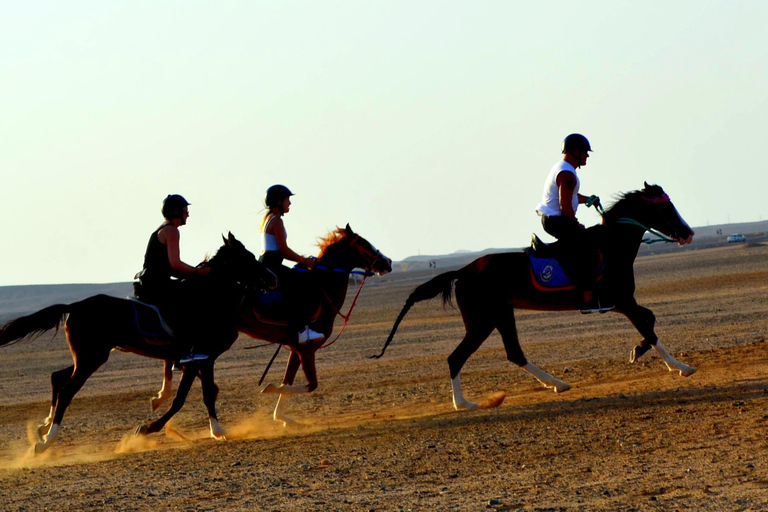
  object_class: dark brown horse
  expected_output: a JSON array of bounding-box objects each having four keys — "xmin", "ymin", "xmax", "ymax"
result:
[
  {"xmin": 0, "ymin": 233, "xmax": 275, "ymax": 452},
  {"xmin": 374, "ymin": 183, "xmax": 696, "ymax": 410},
  {"xmin": 150, "ymin": 224, "xmax": 392, "ymax": 427}
]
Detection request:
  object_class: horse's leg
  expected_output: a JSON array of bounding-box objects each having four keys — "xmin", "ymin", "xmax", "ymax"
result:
[
  {"xmin": 36, "ymin": 359, "xmax": 104, "ymax": 453},
  {"xmin": 496, "ymin": 309, "xmax": 571, "ymax": 393},
  {"xmin": 261, "ymin": 348, "xmax": 302, "ymax": 427},
  {"xmin": 198, "ymin": 362, "xmax": 226, "ymax": 440},
  {"xmin": 622, "ymin": 304, "xmax": 696, "ymax": 377},
  {"xmin": 38, "ymin": 366, "xmax": 74, "ymax": 441},
  {"xmin": 447, "ymin": 308, "xmax": 496, "ymax": 411},
  {"xmin": 137, "ymin": 365, "xmax": 197, "ymax": 436},
  {"xmin": 150, "ymin": 360, "xmax": 174, "ymax": 412},
  {"xmin": 262, "ymin": 346, "xmax": 316, "ymax": 395}
]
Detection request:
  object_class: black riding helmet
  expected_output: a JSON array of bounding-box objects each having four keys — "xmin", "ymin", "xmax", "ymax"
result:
[
  {"xmin": 562, "ymin": 133, "xmax": 592, "ymax": 155},
  {"xmin": 162, "ymin": 194, "xmax": 190, "ymax": 220},
  {"xmin": 264, "ymin": 184, "xmax": 294, "ymax": 210}
]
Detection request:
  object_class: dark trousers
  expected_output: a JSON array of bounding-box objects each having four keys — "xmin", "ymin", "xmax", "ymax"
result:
[
  {"xmin": 259, "ymin": 253, "xmax": 321, "ymax": 329},
  {"xmin": 540, "ymin": 215, "xmax": 599, "ymax": 290},
  {"xmin": 137, "ymin": 278, "xmax": 232, "ymax": 354}
]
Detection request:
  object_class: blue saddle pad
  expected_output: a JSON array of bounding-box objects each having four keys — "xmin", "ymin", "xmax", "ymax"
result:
[{"xmin": 529, "ymin": 255, "xmax": 573, "ymax": 289}]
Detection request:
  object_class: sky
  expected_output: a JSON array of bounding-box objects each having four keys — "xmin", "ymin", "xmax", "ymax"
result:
[{"xmin": 1, "ymin": 1, "xmax": 767, "ymax": 286}]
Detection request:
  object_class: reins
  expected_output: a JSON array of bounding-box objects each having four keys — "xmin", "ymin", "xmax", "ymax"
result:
[
  {"xmin": 615, "ymin": 218, "xmax": 677, "ymax": 244},
  {"xmin": 318, "ymin": 274, "xmax": 368, "ymax": 349},
  {"xmin": 587, "ymin": 195, "xmax": 677, "ymax": 245}
]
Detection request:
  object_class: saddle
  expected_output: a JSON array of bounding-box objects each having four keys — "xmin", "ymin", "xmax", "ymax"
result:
[
  {"xmin": 129, "ymin": 297, "xmax": 176, "ymax": 343},
  {"xmin": 526, "ymin": 234, "xmax": 603, "ymax": 292},
  {"xmin": 249, "ymin": 290, "xmax": 322, "ymax": 327}
]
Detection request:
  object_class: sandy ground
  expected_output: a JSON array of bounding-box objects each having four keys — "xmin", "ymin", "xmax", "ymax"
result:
[{"xmin": 1, "ymin": 243, "xmax": 767, "ymax": 511}]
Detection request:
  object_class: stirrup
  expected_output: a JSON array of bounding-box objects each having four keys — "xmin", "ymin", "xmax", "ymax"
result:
[{"xmin": 580, "ymin": 300, "xmax": 615, "ymax": 314}]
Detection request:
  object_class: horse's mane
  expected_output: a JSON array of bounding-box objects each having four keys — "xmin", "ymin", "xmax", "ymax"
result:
[
  {"xmin": 603, "ymin": 184, "xmax": 666, "ymax": 222},
  {"xmin": 317, "ymin": 228, "xmax": 348, "ymax": 257}
]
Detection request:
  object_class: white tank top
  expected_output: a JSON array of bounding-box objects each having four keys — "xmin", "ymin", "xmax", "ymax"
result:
[
  {"xmin": 261, "ymin": 216, "xmax": 281, "ymax": 253},
  {"xmin": 535, "ymin": 160, "xmax": 580, "ymax": 217}
]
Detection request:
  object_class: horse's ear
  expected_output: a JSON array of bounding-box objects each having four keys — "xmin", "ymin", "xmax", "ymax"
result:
[
  {"xmin": 228, "ymin": 232, "xmax": 235, "ymax": 243},
  {"xmin": 222, "ymin": 234, "xmax": 228, "ymax": 245},
  {"xmin": 643, "ymin": 181, "xmax": 649, "ymax": 190},
  {"xmin": 345, "ymin": 223, "xmax": 354, "ymax": 236}
]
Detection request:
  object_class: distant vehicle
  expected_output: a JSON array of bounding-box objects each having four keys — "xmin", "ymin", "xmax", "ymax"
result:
[{"xmin": 727, "ymin": 234, "xmax": 747, "ymax": 243}]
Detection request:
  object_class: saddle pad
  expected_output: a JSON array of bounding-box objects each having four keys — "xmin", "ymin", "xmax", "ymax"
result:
[
  {"xmin": 129, "ymin": 298, "xmax": 175, "ymax": 340},
  {"xmin": 251, "ymin": 291, "xmax": 323, "ymax": 326},
  {"xmin": 529, "ymin": 256, "xmax": 575, "ymax": 291},
  {"xmin": 252, "ymin": 291, "xmax": 290, "ymax": 325}
]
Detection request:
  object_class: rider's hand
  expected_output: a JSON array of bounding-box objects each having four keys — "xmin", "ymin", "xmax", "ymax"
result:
[
  {"xmin": 196, "ymin": 266, "xmax": 211, "ymax": 275},
  {"xmin": 303, "ymin": 256, "xmax": 317, "ymax": 270}
]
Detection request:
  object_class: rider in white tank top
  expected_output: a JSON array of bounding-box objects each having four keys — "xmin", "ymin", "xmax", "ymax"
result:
[
  {"xmin": 261, "ymin": 216, "xmax": 280, "ymax": 253},
  {"xmin": 535, "ymin": 160, "xmax": 580, "ymax": 217}
]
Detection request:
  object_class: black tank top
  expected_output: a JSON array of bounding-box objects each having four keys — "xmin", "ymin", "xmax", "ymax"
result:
[{"xmin": 141, "ymin": 228, "xmax": 175, "ymax": 285}]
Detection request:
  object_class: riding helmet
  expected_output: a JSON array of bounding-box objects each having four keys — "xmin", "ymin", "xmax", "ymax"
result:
[
  {"xmin": 562, "ymin": 133, "xmax": 592, "ymax": 154},
  {"xmin": 161, "ymin": 194, "xmax": 190, "ymax": 220},
  {"xmin": 264, "ymin": 184, "xmax": 294, "ymax": 209}
]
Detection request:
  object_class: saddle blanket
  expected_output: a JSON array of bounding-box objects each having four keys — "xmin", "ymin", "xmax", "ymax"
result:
[
  {"xmin": 528, "ymin": 254, "xmax": 604, "ymax": 292},
  {"xmin": 529, "ymin": 256, "xmax": 575, "ymax": 291}
]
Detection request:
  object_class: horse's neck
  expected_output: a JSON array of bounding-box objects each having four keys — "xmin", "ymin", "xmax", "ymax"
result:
[
  {"xmin": 314, "ymin": 253, "xmax": 352, "ymax": 307},
  {"xmin": 602, "ymin": 222, "xmax": 645, "ymax": 263}
]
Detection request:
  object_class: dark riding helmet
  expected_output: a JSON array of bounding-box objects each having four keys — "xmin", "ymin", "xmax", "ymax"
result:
[
  {"xmin": 562, "ymin": 133, "xmax": 592, "ymax": 154},
  {"xmin": 161, "ymin": 194, "xmax": 190, "ymax": 220},
  {"xmin": 264, "ymin": 184, "xmax": 294, "ymax": 209}
]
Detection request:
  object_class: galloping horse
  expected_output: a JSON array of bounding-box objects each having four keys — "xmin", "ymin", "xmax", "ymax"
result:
[
  {"xmin": 374, "ymin": 183, "xmax": 696, "ymax": 410},
  {"xmin": 151, "ymin": 224, "xmax": 392, "ymax": 427},
  {"xmin": 0, "ymin": 234, "xmax": 275, "ymax": 452}
]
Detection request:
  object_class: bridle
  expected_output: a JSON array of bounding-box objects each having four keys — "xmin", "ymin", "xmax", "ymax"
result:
[
  {"xmin": 347, "ymin": 234, "xmax": 388, "ymax": 273},
  {"xmin": 590, "ymin": 192, "xmax": 678, "ymax": 245}
]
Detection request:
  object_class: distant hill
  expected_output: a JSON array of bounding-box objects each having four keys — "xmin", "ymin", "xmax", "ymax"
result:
[
  {"xmin": 0, "ymin": 282, "xmax": 133, "ymax": 325},
  {"xmin": 1, "ymin": 220, "xmax": 765, "ymax": 323}
]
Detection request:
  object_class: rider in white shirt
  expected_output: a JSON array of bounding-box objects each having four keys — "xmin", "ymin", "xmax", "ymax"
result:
[{"xmin": 535, "ymin": 134, "xmax": 613, "ymax": 314}]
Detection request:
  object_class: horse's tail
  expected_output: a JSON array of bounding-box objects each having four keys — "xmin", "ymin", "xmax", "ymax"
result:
[
  {"xmin": 370, "ymin": 270, "xmax": 463, "ymax": 359},
  {"xmin": 0, "ymin": 304, "xmax": 71, "ymax": 347}
]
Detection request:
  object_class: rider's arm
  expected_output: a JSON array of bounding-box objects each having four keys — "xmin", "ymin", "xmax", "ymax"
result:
[
  {"xmin": 556, "ymin": 172, "xmax": 585, "ymax": 228},
  {"xmin": 160, "ymin": 226, "xmax": 208, "ymax": 276},
  {"xmin": 270, "ymin": 217, "xmax": 314, "ymax": 267}
]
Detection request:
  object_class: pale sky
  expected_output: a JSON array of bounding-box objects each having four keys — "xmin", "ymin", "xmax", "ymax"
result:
[{"xmin": 2, "ymin": 1, "xmax": 766, "ymax": 286}]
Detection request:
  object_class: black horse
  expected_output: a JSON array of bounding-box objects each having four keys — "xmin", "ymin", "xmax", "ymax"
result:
[
  {"xmin": 0, "ymin": 233, "xmax": 275, "ymax": 452},
  {"xmin": 374, "ymin": 183, "xmax": 696, "ymax": 410},
  {"xmin": 150, "ymin": 225, "xmax": 393, "ymax": 428}
]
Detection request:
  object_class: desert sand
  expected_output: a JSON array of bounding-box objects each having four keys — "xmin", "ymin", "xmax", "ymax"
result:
[{"xmin": 1, "ymin": 243, "xmax": 767, "ymax": 511}]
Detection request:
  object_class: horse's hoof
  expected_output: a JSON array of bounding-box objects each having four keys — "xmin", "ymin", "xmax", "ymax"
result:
[
  {"xmin": 554, "ymin": 382, "xmax": 572, "ymax": 393},
  {"xmin": 150, "ymin": 397, "xmax": 162, "ymax": 412},
  {"xmin": 274, "ymin": 415, "xmax": 298, "ymax": 427},
  {"xmin": 630, "ymin": 345, "xmax": 652, "ymax": 363},
  {"xmin": 36, "ymin": 424, "xmax": 48, "ymax": 442},
  {"xmin": 261, "ymin": 383, "xmax": 278, "ymax": 394},
  {"xmin": 33, "ymin": 442, "xmax": 49, "ymax": 455},
  {"xmin": 453, "ymin": 401, "xmax": 479, "ymax": 411},
  {"xmin": 680, "ymin": 366, "xmax": 697, "ymax": 378},
  {"xmin": 135, "ymin": 424, "xmax": 149, "ymax": 437}
]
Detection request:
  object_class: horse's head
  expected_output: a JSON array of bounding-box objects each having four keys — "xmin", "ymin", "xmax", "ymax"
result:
[
  {"xmin": 606, "ymin": 183, "xmax": 694, "ymax": 245},
  {"xmin": 209, "ymin": 233, "xmax": 278, "ymax": 289},
  {"xmin": 317, "ymin": 224, "xmax": 393, "ymax": 276}
]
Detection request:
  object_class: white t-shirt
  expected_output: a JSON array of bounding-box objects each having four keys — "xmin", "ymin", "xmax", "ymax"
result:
[{"xmin": 535, "ymin": 160, "xmax": 580, "ymax": 217}]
